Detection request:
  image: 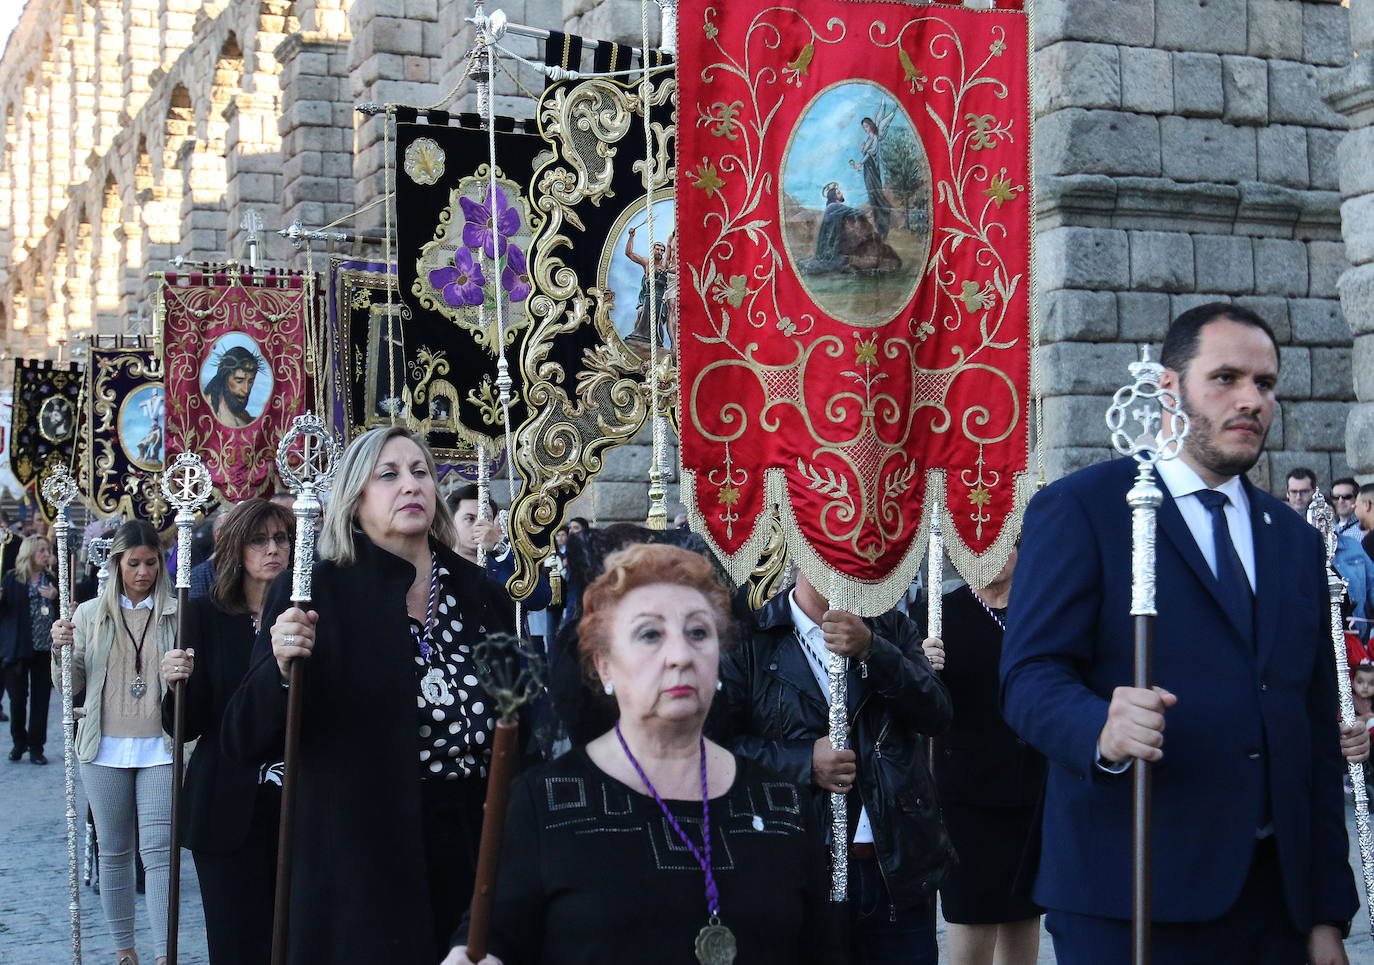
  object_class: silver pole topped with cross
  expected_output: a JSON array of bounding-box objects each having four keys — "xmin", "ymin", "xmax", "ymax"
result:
[
  {"xmin": 41, "ymin": 465, "xmax": 83, "ymax": 965},
  {"xmin": 269, "ymin": 412, "xmax": 342, "ymax": 965},
  {"xmin": 158, "ymin": 451, "xmax": 212, "ymax": 965},
  {"xmin": 1105, "ymin": 346, "xmax": 1189, "ymax": 965}
]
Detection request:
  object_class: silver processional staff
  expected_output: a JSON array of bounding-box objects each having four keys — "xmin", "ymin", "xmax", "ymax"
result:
[{"xmin": 1105, "ymin": 346, "xmax": 1188, "ymax": 965}]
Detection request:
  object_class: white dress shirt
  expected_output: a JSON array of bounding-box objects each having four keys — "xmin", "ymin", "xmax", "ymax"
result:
[{"xmin": 788, "ymin": 590, "xmax": 873, "ymax": 844}]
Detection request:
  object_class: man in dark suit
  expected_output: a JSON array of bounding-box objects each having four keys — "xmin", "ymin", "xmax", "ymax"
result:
[{"xmin": 1000, "ymin": 304, "xmax": 1360, "ymax": 964}]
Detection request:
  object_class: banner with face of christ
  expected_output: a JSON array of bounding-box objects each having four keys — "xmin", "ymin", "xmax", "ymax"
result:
[{"xmin": 677, "ymin": 0, "xmax": 1034, "ymax": 612}]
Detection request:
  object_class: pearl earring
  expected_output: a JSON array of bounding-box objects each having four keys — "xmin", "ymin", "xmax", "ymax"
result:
[
  {"xmin": 716, "ymin": 680, "xmax": 723, "ymax": 691},
  {"xmin": 603, "ymin": 681, "xmax": 614, "ymax": 696}
]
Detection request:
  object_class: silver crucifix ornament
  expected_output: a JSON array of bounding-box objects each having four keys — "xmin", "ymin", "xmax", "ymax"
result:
[
  {"xmin": 160, "ymin": 452, "xmax": 214, "ymax": 590},
  {"xmin": 275, "ymin": 413, "xmax": 342, "ymax": 604}
]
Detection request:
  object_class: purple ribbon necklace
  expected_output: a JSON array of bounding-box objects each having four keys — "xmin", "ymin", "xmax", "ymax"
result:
[
  {"xmin": 412, "ymin": 552, "xmax": 449, "ymax": 707},
  {"xmin": 614, "ymin": 720, "xmax": 737, "ymax": 965}
]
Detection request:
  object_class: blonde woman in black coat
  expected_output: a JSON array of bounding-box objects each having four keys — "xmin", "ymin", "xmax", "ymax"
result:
[
  {"xmin": 223, "ymin": 426, "xmax": 515, "ymax": 965},
  {"xmin": 1, "ymin": 533, "xmax": 58, "ymax": 764}
]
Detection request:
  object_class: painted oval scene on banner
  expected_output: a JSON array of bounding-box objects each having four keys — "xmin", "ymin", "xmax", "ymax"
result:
[
  {"xmin": 198, "ymin": 332, "xmax": 272, "ymax": 429},
  {"xmin": 780, "ymin": 81, "xmax": 932, "ymax": 328},
  {"xmin": 38, "ymin": 395, "xmax": 74, "ymax": 444},
  {"xmin": 118, "ymin": 383, "xmax": 165, "ymax": 471},
  {"xmin": 603, "ymin": 195, "xmax": 676, "ymax": 356}
]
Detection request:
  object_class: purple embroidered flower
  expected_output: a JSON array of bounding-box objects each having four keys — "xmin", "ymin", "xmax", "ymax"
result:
[
  {"xmin": 460, "ymin": 186, "xmax": 522, "ymax": 259},
  {"xmin": 501, "ymin": 245, "xmax": 531, "ymax": 303},
  {"xmin": 429, "ymin": 247, "xmax": 486, "ymax": 307}
]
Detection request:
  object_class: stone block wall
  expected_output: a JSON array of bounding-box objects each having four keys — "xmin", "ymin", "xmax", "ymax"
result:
[{"xmin": 1034, "ymin": 0, "xmax": 1362, "ymax": 495}]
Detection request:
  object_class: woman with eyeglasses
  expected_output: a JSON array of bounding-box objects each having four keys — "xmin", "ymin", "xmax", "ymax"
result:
[{"xmin": 158, "ymin": 498, "xmax": 294, "ymax": 965}]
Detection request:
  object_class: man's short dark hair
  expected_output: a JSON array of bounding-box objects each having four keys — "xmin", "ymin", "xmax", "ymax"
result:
[
  {"xmin": 1286, "ymin": 467, "xmax": 1318, "ymax": 487},
  {"xmin": 1359, "ymin": 482, "xmax": 1374, "ymax": 501},
  {"xmin": 445, "ymin": 484, "xmax": 500, "ymax": 514},
  {"xmin": 1159, "ymin": 303, "xmax": 1278, "ymax": 375},
  {"xmin": 1332, "ymin": 477, "xmax": 1358, "ymax": 494}
]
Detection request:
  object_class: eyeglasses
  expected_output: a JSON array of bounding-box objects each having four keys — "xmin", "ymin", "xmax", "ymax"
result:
[
  {"xmin": 247, "ymin": 532, "xmax": 290, "ymax": 550},
  {"xmin": 1332, "ymin": 493, "xmax": 1356, "ymax": 501}
]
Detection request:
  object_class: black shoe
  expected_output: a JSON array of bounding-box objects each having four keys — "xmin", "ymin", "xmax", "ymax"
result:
[
  {"xmin": 8, "ymin": 748, "xmax": 22, "ymax": 762},
  {"xmin": 30, "ymin": 754, "xmax": 47, "ymax": 765}
]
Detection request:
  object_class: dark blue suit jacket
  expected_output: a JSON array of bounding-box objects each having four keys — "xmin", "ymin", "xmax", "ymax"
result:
[{"xmin": 1000, "ymin": 457, "xmax": 1356, "ymax": 929}]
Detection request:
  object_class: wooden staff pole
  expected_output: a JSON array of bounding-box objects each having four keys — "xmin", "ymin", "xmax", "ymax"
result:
[
  {"xmin": 270, "ymin": 415, "xmax": 340, "ymax": 965},
  {"xmin": 465, "ymin": 633, "xmax": 544, "ymax": 962},
  {"xmin": 159, "ymin": 452, "xmax": 212, "ymax": 965}
]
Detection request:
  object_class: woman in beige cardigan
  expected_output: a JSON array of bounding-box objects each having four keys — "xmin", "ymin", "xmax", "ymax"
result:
[{"xmin": 52, "ymin": 520, "xmax": 179, "ymax": 965}]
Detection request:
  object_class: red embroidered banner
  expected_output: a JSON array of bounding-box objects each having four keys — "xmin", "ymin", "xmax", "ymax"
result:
[
  {"xmin": 159, "ymin": 270, "xmax": 312, "ymax": 504},
  {"xmin": 677, "ymin": 0, "xmax": 1033, "ymax": 611}
]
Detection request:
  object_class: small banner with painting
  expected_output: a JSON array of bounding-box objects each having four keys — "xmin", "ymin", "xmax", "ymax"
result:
[
  {"xmin": 158, "ymin": 268, "xmax": 314, "ymax": 505},
  {"xmin": 393, "ymin": 113, "xmax": 546, "ymax": 462},
  {"xmin": 676, "ymin": 0, "xmax": 1034, "ymax": 611},
  {"xmin": 84, "ymin": 341, "xmax": 171, "ymax": 530},
  {"xmin": 10, "ymin": 358, "xmax": 85, "ymax": 522}
]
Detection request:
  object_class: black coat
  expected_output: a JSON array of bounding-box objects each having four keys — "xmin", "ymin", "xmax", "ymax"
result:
[
  {"xmin": 161, "ymin": 598, "xmax": 268, "ymax": 853},
  {"xmin": 713, "ymin": 591, "xmax": 956, "ymax": 910},
  {"xmin": 0, "ymin": 571, "xmax": 36, "ymax": 662},
  {"xmin": 222, "ymin": 535, "xmax": 515, "ymax": 965}
]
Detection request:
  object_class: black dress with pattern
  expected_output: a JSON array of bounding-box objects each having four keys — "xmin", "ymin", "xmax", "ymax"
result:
[{"xmin": 465, "ymin": 747, "xmax": 835, "ymax": 964}]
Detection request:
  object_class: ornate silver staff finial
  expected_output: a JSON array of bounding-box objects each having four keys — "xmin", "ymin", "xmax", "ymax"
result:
[
  {"xmin": 1307, "ymin": 490, "xmax": 1339, "ymax": 562},
  {"xmin": 160, "ymin": 451, "xmax": 214, "ymax": 590},
  {"xmin": 41, "ymin": 466, "xmax": 81, "ymax": 521},
  {"xmin": 89, "ymin": 535, "xmax": 114, "ymax": 596},
  {"xmin": 275, "ymin": 413, "xmax": 342, "ymax": 604},
  {"xmin": 1105, "ymin": 346, "xmax": 1189, "ymax": 467},
  {"xmin": 472, "ymin": 632, "xmax": 545, "ymax": 723}
]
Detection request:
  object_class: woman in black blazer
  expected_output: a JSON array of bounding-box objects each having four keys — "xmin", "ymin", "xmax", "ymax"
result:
[
  {"xmin": 1, "ymin": 534, "xmax": 59, "ymax": 764},
  {"xmin": 160, "ymin": 498, "xmax": 294, "ymax": 965}
]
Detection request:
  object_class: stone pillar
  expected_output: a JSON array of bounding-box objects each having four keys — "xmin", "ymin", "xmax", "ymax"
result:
[
  {"xmin": 121, "ymin": 0, "xmax": 162, "ymax": 116},
  {"xmin": 25, "ymin": 75, "xmax": 48, "ymax": 253},
  {"xmin": 1032, "ymin": 0, "xmax": 1355, "ymax": 493},
  {"xmin": 177, "ymin": 137, "xmax": 227, "ymax": 261},
  {"xmin": 225, "ymin": 93, "xmax": 287, "ymax": 263},
  {"xmin": 69, "ymin": 2, "xmax": 98, "ymax": 190},
  {"xmin": 94, "ymin": 175, "xmax": 124, "ymax": 335},
  {"xmin": 1325, "ymin": 0, "xmax": 1374, "ymax": 478},
  {"xmin": 564, "ymin": 0, "xmax": 664, "ymax": 46},
  {"xmin": 276, "ymin": 28, "xmax": 355, "ymax": 242},
  {"xmin": 67, "ymin": 214, "xmax": 95, "ymax": 347},
  {"xmin": 159, "ymin": 0, "xmax": 199, "ymax": 73},
  {"xmin": 93, "ymin": 0, "xmax": 124, "ymax": 157},
  {"xmin": 348, "ymin": 0, "xmax": 444, "ymax": 229}
]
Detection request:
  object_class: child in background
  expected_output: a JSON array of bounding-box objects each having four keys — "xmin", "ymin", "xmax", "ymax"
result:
[{"xmin": 1354, "ymin": 663, "xmax": 1374, "ymax": 727}]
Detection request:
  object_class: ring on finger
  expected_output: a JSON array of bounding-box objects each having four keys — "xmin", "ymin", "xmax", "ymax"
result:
[{"xmin": 284, "ymin": 633, "xmax": 296, "ymax": 646}]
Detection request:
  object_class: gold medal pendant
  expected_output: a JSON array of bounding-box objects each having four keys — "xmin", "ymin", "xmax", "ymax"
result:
[{"xmin": 694, "ymin": 917, "xmax": 736, "ymax": 965}]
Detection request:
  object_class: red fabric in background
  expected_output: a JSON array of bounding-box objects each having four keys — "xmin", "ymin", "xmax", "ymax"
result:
[
  {"xmin": 161, "ymin": 272, "xmax": 312, "ymax": 504},
  {"xmin": 677, "ymin": 1, "xmax": 1032, "ymax": 598}
]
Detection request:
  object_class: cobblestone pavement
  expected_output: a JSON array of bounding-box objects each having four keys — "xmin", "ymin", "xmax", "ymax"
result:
[{"xmin": 5, "ymin": 695, "xmax": 1374, "ymax": 964}]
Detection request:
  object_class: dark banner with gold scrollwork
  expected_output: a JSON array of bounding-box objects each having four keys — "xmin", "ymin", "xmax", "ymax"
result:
[
  {"xmin": 394, "ymin": 116, "xmax": 546, "ymax": 461},
  {"xmin": 159, "ymin": 269, "xmax": 313, "ymax": 505},
  {"xmin": 503, "ymin": 58, "xmax": 678, "ymax": 600},
  {"xmin": 677, "ymin": 0, "xmax": 1034, "ymax": 612},
  {"xmin": 10, "ymin": 358, "xmax": 85, "ymax": 522},
  {"xmin": 84, "ymin": 342, "xmax": 171, "ymax": 529}
]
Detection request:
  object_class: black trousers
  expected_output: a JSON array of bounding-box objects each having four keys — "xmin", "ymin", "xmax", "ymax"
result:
[
  {"xmin": 1046, "ymin": 836, "xmax": 1307, "ymax": 965},
  {"xmin": 4, "ymin": 655, "xmax": 52, "ymax": 755},
  {"xmin": 192, "ymin": 785, "xmax": 280, "ymax": 965},
  {"xmin": 421, "ymin": 776, "xmax": 487, "ymax": 959}
]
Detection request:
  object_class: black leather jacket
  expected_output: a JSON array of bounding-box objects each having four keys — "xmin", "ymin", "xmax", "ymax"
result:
[{"xmin": 712, "ymin": 592, "xmax": 956, "ymax": 910}]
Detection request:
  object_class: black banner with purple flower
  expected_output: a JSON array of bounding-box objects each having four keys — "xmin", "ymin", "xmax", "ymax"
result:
[{"xmin": 395, "ymin": 114, "xmax": 544, "ymax": 459}]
